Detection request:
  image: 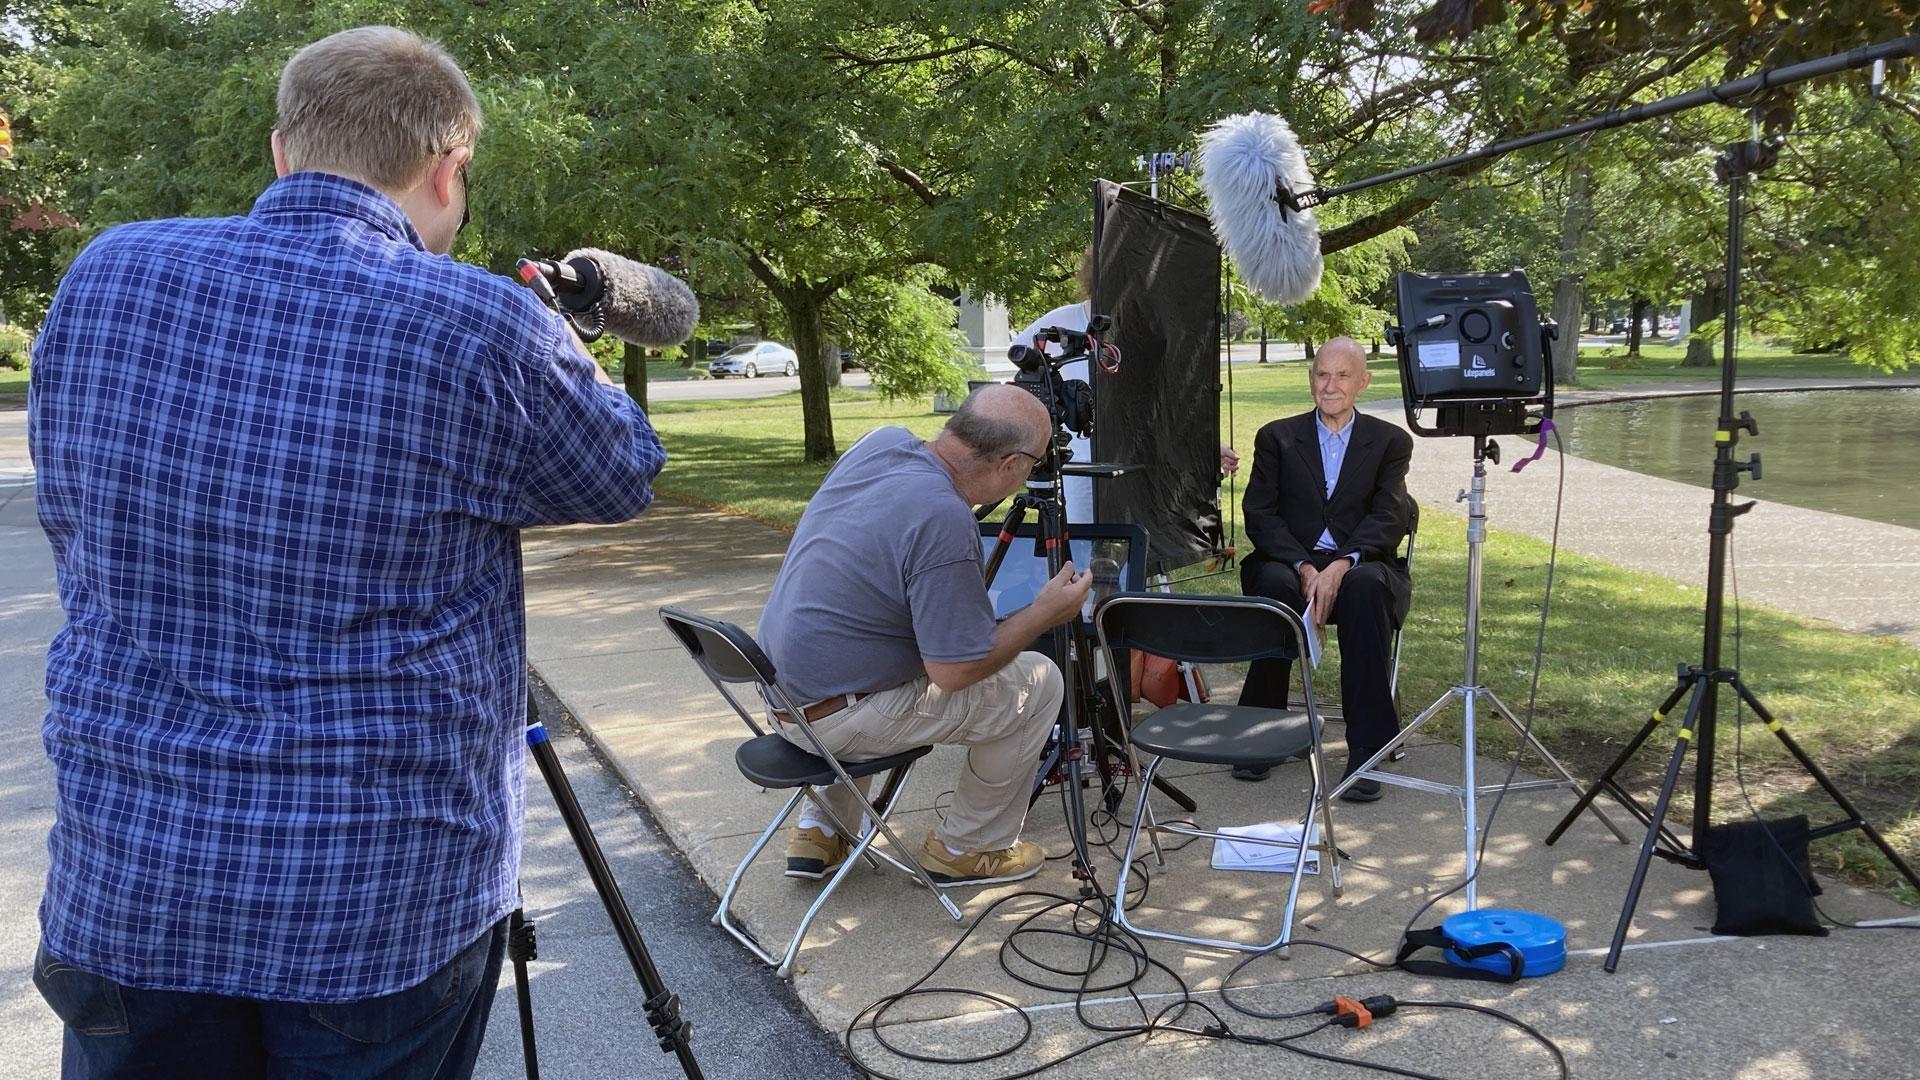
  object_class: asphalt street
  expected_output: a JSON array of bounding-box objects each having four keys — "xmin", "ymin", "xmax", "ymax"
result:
[{"xmin": 0, "ymin": 482, "xmax": 853, "ymax": 1079}]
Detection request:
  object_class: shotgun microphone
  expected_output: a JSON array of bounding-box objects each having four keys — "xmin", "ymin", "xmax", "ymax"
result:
[
  {"xmin": 1197, "ymin": 112, "xmax": 1324, "ymax": 305},
  {"xmin": 516, "ymin": 249, "xmax": 700, "ymax": 347}
]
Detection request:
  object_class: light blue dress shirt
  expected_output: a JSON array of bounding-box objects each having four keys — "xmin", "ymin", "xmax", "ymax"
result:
[{"xmin": 1295, "ymin": 411, "xmax": 1362, "ymax": 570}]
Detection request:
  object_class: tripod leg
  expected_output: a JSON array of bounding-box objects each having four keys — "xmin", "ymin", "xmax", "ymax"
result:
[
  {"xmin": 1481, "ymin": 689, "xmax": 1629, "ymax": 844},
  {"xmin": 525, "ymin": 710, "xmax": 704, "ymax": 1079},
  {"xmin": 1330, "ymin": 687, "xmax": 1456, "ymax": 801},
  {"xmin": 1029, "ymin": 731, "xmax": 1062, "ymax": 809},
  {"xmin": 1603, "ymin": 680, "xmax": 1707, "ymax": 973},
  {"xmin": 1546, "ymin": 679, "xmax": 1691, "ymax": 847},
  {"xmin": 509, "ymin": 907, "xmax": 539, "ymax": 1080},
  {"xmin": 1735, "ymin": 679, "xmax": 1920, "ymax": 896}
]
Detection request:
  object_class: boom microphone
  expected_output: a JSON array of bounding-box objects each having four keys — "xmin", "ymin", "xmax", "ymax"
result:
[
  {"xmin": 1197, "ymin": 113, "xmax": 1323, "ymax": 305},
  {"xmin": 516, "ymin": 249, "xmax": 700, "ymax": 347}
]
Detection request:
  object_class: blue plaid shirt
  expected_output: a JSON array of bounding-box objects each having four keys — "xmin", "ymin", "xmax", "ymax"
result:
[{"xmin": 29, "ymin": 172, "xmax": 666, "ymax": 1002}]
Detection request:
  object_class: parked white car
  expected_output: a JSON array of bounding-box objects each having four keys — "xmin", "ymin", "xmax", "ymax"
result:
[{"xmin": 707, "ymin": 342, "xmax": 798, "ymax": 378}]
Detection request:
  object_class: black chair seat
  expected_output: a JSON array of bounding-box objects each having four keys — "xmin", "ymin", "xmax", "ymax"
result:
[
  {"xmin": 1129, "ymin": 703, "xmax": 1316, "ymax": 767},
  {"xmin": 734, "ymin": 734, "xmax": 932, "ymax": 789}
]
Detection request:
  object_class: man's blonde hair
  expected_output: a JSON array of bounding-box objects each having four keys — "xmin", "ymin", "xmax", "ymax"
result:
[{"xmin": 276, "ymin": 26, "xmax": 482, "ymax": 190}]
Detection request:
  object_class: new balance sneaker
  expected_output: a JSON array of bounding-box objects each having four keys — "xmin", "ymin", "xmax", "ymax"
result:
[
  {"xmin": 917, "ymin": 834, "xmax": 1045, "ymax": 887},
  {"xmin": 784, "ymin": 826, "xmax": 853, "ymax": 880}
]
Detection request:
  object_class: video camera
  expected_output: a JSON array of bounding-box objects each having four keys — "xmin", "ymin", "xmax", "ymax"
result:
[{"xmin": 1008, "ymin": 313, "xmax": 1111, "ymax": 440}]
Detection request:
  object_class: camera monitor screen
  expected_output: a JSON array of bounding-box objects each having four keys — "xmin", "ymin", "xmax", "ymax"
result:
[{"xmin": 980, "ymin": 522, "xmax": 1148, "ymax": 624}]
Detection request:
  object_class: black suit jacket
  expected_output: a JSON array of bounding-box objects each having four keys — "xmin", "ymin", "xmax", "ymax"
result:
[{"xmin": 1243, "ymin": 410, "xmax": 1415, "ymax": 606}]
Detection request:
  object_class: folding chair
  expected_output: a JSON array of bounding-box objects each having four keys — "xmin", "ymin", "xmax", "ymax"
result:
[
  {"xmin": 1093, "ymin": 592, "xmax": 1342, "ymax": 955},
  {"xmin": 658, "ymin": 606, "xmax": 962, "ymax": 978}
]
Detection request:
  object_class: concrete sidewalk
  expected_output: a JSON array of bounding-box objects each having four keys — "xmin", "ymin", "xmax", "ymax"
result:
[{"xmin": 523, "ymin": 498, "xmax": 1920, "ymax": 1079}]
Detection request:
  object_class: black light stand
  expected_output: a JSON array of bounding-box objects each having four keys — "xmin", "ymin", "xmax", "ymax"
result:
[
  {"xmin": 1545, "ymin": 119, "xmax": 1920, "ymax": 971},
  {"xmin": 511, "ymin": 689, "xmax": 703, "ymax": 1079},
  {"xmin": 1278, "ymin": 33, "xmax": 1920, "ymax": 972}
]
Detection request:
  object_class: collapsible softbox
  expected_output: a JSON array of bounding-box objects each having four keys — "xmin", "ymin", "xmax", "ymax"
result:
[{"xmin": 1089, "ymin": 180, "xmax": 1224, "ymax": 576}]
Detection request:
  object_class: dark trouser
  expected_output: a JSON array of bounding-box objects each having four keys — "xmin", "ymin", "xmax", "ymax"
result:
[
  {"xmin": 1238, "ymin": 553, "xmax": 1405, "ymax": 755},
  {"xmin": 34, "ymin": 918, "xmax": 506, "ymax": 1080}
]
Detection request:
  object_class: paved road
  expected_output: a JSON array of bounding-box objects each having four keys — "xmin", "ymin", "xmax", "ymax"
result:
[
  {"xmin": 648, "ymin": 370, "xmax": 873, "ymax": 401},
  {"xmin": 0, "ymin": 484, "xmax": 852, "ymax": 1079}
]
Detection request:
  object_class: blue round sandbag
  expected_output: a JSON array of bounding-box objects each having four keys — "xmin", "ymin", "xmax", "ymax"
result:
[{"xmin": 1441, "ymin": 908, "xmax": 1567, "ymax": 978}]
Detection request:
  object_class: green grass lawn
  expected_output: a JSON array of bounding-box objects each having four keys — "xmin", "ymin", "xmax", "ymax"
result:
[
  {"xmin": 1574, "ymin": 341, "xmax": 1888, "ymax": 387},
  {"xmin": 648, "ymin": 357, "xmax": 1919, "ymax": 902},
  {"xmin": 0, "ymin": 367, "xmax": 29, "ymax": 399}
]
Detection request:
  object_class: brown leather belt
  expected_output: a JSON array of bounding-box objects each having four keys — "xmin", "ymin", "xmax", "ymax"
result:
[{"xmin": 771, "ymin": 692, "xmax": 870, "ymax": 725}]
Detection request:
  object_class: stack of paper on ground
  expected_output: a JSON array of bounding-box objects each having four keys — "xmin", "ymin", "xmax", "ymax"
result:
[{"xmin": 1211, "ymin": 821, "xmax": 1320, "ymax": 873}]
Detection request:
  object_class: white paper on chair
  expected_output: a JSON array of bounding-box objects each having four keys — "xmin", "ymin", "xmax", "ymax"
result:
[
  {"xmin": 1301, "ymin": 598, "xmax": 1325, "ymax": 669},
  {"xmin": 1210, "ymin": 821, "xmax": 1320, "ymax": 874}
]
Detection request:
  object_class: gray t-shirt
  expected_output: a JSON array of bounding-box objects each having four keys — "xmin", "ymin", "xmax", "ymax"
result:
[{"xmin": 758, "ymin": 427, "xmax": 999, "ymax": 702}]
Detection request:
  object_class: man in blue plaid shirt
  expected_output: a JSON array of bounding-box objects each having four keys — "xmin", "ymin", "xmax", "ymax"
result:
[{"xmin": 27, "ymin": 26, "xmax": 666, "ymax": 1079}]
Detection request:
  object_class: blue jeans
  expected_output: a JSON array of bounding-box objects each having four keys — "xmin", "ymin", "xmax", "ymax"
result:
[{"xmin": 34, "ymin": 919, "xmax": 506, "ymax": 1080}]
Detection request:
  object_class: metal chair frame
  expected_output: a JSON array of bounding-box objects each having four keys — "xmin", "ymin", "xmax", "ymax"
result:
[
  {"xmin": 1093, "ymin": 593, "xmax": 1342, "ymax": 955},
  {"xmin": 658, "ymin": 606, "xmax": 962, "ymax": 978}
]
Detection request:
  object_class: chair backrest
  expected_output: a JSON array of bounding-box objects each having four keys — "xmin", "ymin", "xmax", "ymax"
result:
[
  {"xmin": 1094, "ymin": 592, "xmax": 1309, "ymax": 667},
  {"xmin": 1401, "ymin": 498, "xmax": 1421, "ymax": 569},
  {"xmin": 659, "ymin": 605, "xmax": 778, "ymax": 686},
  {"xmin": 659, "ymin": 605, "xmax": 811, "ymax": 740}
]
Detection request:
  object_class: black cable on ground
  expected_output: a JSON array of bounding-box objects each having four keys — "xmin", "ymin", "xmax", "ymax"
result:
[{"xmin": 846, "ymin": 427, "xmax": 1575, "ymax": 1078}]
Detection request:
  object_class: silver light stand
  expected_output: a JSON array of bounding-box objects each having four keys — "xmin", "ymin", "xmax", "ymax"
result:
[{"xmin": 1328, "ymin": 435, "xmax": 1626, "ymax": 908}]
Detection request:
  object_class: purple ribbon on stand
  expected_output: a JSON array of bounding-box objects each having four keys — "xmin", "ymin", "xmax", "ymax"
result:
[{"xmin": 1512, "ymin": 417, "xmax": 1556, "ymax": 473}]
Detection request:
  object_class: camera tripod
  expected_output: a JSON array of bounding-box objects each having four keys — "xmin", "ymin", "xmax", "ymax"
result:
[
  {"xmin": 510, "ymin": 686, "xmax": 701, "ymax": 1079},
  {"xmin": 1327, "ymin": 434, "xmax": 1625, "ymax": 909},
  {"xmin": 1546, "ymin": 123, "xmax": 1920, "ymax": 970},
  {"xmin": 982, "ymin": 465, "xmax": 1196, "ymax": 894}
]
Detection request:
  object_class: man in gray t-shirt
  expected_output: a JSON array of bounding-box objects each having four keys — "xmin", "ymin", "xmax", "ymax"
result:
[{"xmin": 758, "ymin": 385, "xmax": 1091, "ymax": 887}]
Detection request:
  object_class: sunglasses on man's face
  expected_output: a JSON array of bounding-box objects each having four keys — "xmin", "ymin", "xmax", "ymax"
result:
[{"xmin": 457, "ymin": 162, "xmax": 473, "ymax": 234}]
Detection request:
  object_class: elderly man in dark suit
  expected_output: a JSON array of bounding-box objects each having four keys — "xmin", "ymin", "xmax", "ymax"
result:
[{"xmin": 1236, "ymin": 336, "xmax": 1414, "ymax": 800}]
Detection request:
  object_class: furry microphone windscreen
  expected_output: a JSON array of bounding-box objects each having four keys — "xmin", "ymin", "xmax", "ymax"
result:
[
  {"xmin": 564, "ymin": 248, "xmax": 701, "ymax": 347},
  {"xmin": 1197, "ymin": 113, "xmax": 1324, "ymax": 306}
]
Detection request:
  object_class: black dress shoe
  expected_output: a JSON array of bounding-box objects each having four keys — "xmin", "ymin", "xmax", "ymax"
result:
[
  {"xmin": 1339, "ymin": 777, "xmax": 1383, "ymax": 803},
  {"xmin": 1232, "ymin": 764, "xmax": 1272, "ymax": 782},
  {"xmin": 1338, "ymin": 748, "xmax": 1385, "ymax": 802}
]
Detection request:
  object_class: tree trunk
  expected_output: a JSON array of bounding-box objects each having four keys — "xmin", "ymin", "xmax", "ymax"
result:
[
  {"xmin": 622, "ymin": 341, "xmax": 648, "ymax": 411},
  {"xmin": 1258, "ymin": 321, "xmax": 1268, "ymax": 363},
  {"xmin": 1679, "ymin": 280, "xmax": 1724, "ymax": 368},
  {"xmin": 825, "ymin": 337, "xmax": 844, "ymax": 388},
  {"xmin": 1549, "ymin": 277, "xmax": 1583, "ymax": 386},
  {"xmin": 1627, "ymin": 294, "xmax": 1648, "ymax": 356},
  {"xmin": 1303, "ymin": 337, "xmax": 1316, "ymax": 362},
  {"xmin": 781, "ymin": 291, "xmax": 837, "ymax": 461},
  {"xmin": 1548, "ymin": 153, "xmax": 1594, "ymax": 386}
]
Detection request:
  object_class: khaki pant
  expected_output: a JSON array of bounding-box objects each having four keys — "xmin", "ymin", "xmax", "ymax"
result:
[{"xmin": 776, "ymin": 651, "xmax": 1063, "ymax": 852}]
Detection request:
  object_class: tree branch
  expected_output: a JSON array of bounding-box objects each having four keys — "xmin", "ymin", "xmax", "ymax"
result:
[
  {"xmin": 875, "ymin": 156, "xmax": 945, "ymax": 206},
  {"xmin": 1319, "ymin": 156, "xmax": 1498, "ymax": 254}
]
